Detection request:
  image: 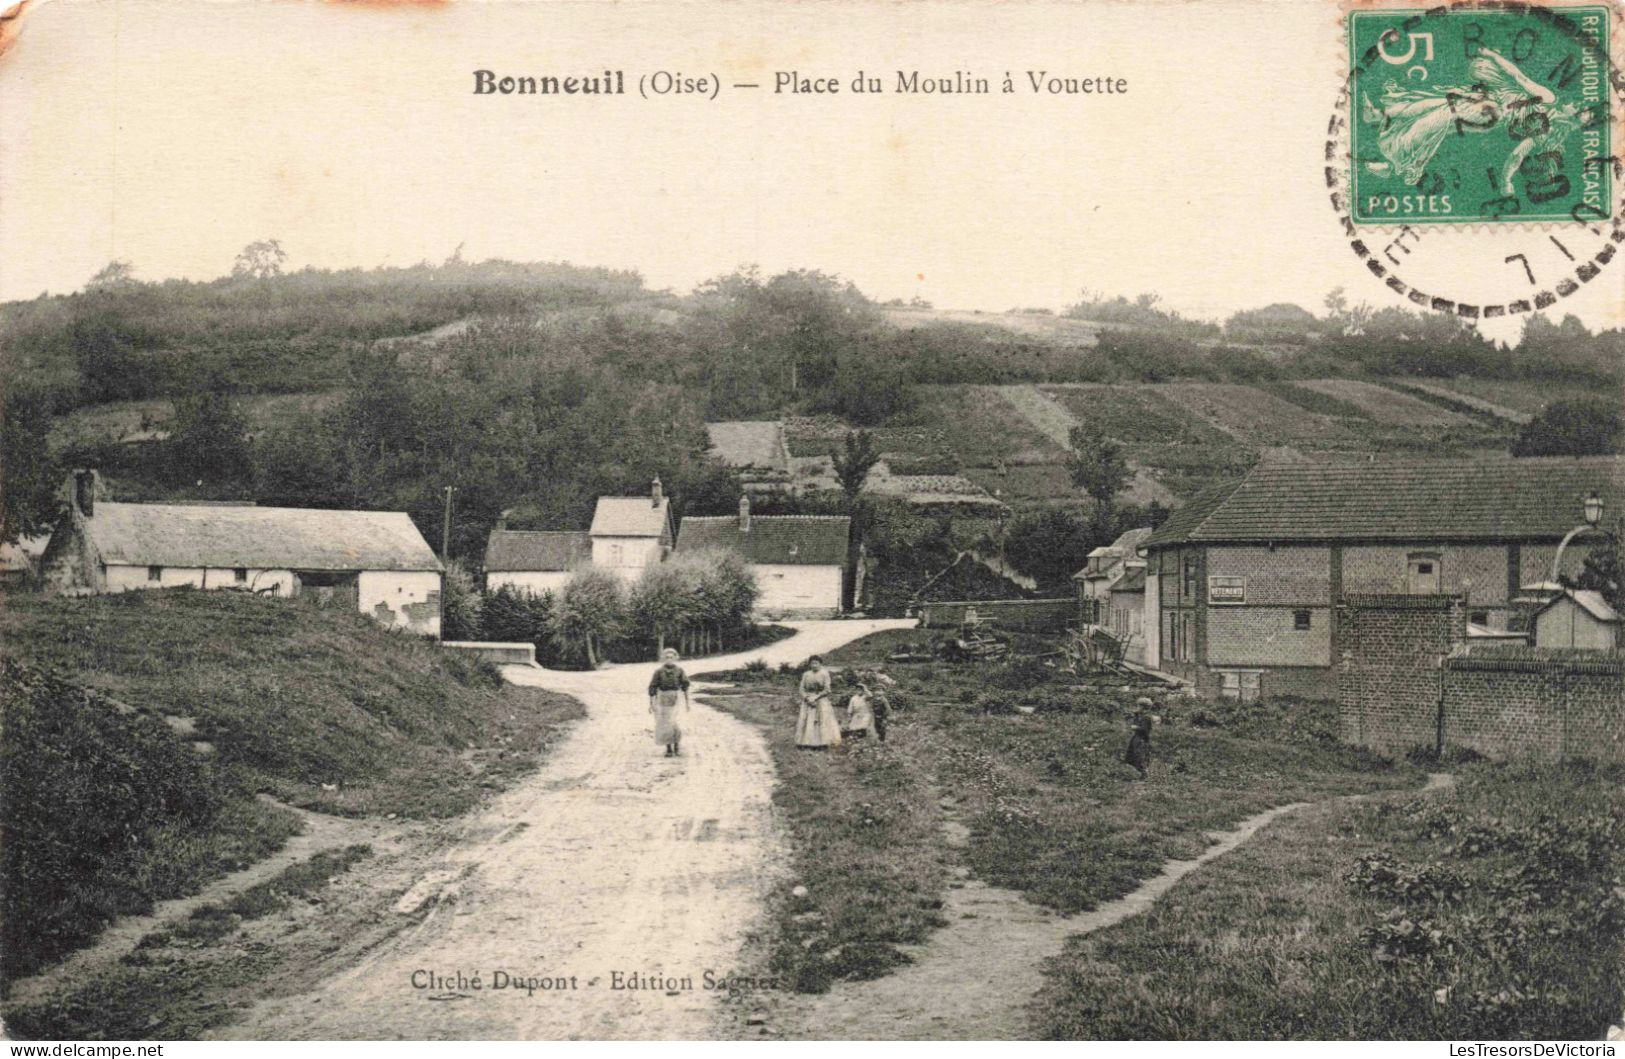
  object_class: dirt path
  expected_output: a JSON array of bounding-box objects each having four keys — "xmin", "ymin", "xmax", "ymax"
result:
[
  {"xmin": 3, "ymin": 800, "xmax": 402, "ymax": 1012},
  {"xmin": 216, "ymin": 620, "xmax": 910, "ymax": 1041},
  {"xmin": 768, "ymin": 773, "xmax": 1455, "ymax": 1040},
  {"xmin": 986, "ymin": 385, "xmax": 1177, "ymax": 506}
]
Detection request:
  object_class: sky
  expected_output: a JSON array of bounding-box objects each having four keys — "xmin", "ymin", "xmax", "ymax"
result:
[{"xmin": 1, "ymin": 0, "xmax": 1621, "ymax": 343}]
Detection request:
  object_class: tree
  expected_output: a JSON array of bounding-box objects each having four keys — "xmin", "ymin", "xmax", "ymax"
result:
[
  {"xmin": 1068, "ymin": 424, "xmax": 1132, "ymax": 510},
  {"xmin": 550, "ymin": 569, "xmax": 625, "ymax": 668},
  {"xmin": 832, "ymin": 430, "xmax": 883, "ymax": 610},
  {"xmin": 85, "ymin": 260, "xmax": 135, "ymax": 290},
  {"xmin": 0, "ymin": 388, "xmax": 60, "ymax": 544},
  {"xmin": 167, "ymin": 389, "xmax": 253, "ymax": 491},
  {"xmin": 1511, "ymin": 398, "xmax": 1624, "ymax": 457},
  {"xmin": 832, "ymin": 430, "xmax": 881, "ymax": 503},
  {"xmin": 1573, "ymin": 527, "xmax": 1623, "ymax": 614},
  {"xmin": 692, "ymin": 551, "xmax": 759, "ymax": 653},
  {"xmin": 232, "ymin": 239, "xmax": 287, "ymax": 280},
  {"xmin": 1004, "ymin": 508, "xmax": 1094, "ymax": 590},
  {"xmin": 628, "ymin": 562, "xmax": 694, "ymax": 656}
]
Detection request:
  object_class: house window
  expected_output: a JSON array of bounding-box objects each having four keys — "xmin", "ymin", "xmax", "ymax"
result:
[
  {"xmin": 1407, "ymin": 552, "xmax": 1442, "ymax": 594},
  {"xmin": 1293, "ymin": 609, "xmax": 1311, "ymax": 631},
  {"xmin": 609, "ymin": 543, "xmax": 624, "ymax": 565},
  {"xmin": 234, "ymin": 568, "xmax": 248, "ymax": 583},
  {"xmin": 1164, "ymin": 612, "xmax": 1177, "ymax": 660},
  {"xmin": 147, "ymin": 565, "xmax": 163, "ymax": 582},
  {"xmin": 1469, "ymin": 609, "xmax": 1489, "ymax": 626},
  {"xmin": 1182, "ymin": 554, "xmax": 1199, "ymax": 602},
  {"xmin": 1179, "ymin": 613, "xmax": 1194, "ymax": 662},
  {"xmin": 1218, "ymin": 670, "xmax": 1262, "ymax": 703}
]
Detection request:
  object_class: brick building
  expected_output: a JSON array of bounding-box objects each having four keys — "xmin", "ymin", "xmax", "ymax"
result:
[{"xmin": 1142, "ymin": 456, "xmax": 1621, "ymax": 700}]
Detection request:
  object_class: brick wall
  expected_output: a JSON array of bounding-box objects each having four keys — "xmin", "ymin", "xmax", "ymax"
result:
[
  {"xmin": 1337, "ymin": 593, "xmax": 1466, "ymax": 753},
  {"xmin": 1207, "ymin": 606, "xmax": 1332, "ymax": 666},
  {"xmin": 1442, "ymin": 651, "xmax": 1625, "ymax": 762},
  {"xmin": 1343, "ymin": 544, "xmax": 1511, "ymax": 606},
  {"xmin": 1339, "ymin": 594, "xmax": 1625, "ymax": 761},
  {"xmin": 1207, "ymin": 545, "xmax": 1331, "ymax": 604}
]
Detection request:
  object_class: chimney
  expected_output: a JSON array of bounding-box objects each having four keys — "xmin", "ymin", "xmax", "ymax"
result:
[
  {"xmin": 739, "ymin": 493, "xmax": 751, "ymax": 532},
  {"xmin": 74, "ymin": 469, "xmax": 96, "ymax": 518},
  {"xmin": 651, "ymin": 477, "xmax": 663, "ymax": 506}
]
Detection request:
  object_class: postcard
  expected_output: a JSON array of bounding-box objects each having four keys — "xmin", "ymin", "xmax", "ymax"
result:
[{"xmin": 0, "ymin": 0, "xmax": 1621, "ymax": 1045}]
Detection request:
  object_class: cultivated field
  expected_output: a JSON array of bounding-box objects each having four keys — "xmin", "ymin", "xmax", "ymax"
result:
[{"xmin": 1293, "ymin": 379, "xmax": 1471, "ymax": 427}]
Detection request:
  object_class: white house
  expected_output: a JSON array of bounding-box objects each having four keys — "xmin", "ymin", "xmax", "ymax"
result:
[
  {"xmin": 589, "ymin": 480, "xmax": 674, "ymax": 582},
  {"xmin": 484, "ymin": 530, "xmax": 591, "ymax": 595},
  {"xmin": 1072, "ymin": 527, "xmax": 1152, "ymax": 625},
  {"xmin": 41, "ymin": 471, "xmax": 444, "ymax": 635},
  {"xmin": 1533, "ymin": 589, "xmax": 1621, "ymax": 651},
  {"xmin": 675, "ymin": 496, "xmax": 849, "ymax": 618}
]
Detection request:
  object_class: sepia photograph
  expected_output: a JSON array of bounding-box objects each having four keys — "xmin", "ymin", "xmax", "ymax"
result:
[{"xmin": 0, "ymin": 0, "xmax": 1622, "ymax": 1045}]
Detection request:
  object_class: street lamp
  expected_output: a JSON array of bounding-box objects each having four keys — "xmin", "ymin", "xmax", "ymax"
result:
[{"xmin": 1550, "ymin": 491, "xmax": 1606, "ymax": 584}]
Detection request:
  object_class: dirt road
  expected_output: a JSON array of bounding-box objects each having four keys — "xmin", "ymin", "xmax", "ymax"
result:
[{"xmin": 221, "ymin": 620, "xmax": 909, "ymax": 1041}]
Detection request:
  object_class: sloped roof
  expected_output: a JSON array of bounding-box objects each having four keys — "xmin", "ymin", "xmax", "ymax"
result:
[
  {"xmin": 1147, "ymin": 457, "xmax": 1622, "ymax": 547},
  {"xmin": 675, "ymin": 515, "xmax": 850, "ymax": 566},
  {"xmin": 83, "ymin": 503, "xmax": 441, "ymax": 571},
  {"xmin": 1113, "ymin": 567, "xmax": 1148, "ymax": 593},
  {"xmin": 1111, "ymin": 527, "xmax": 1153, "ymax": 553},
  {"xmin": 485, "ymin": 530, "xmax": 591, "ymax": 572},
  {"xmin": 1536, "ymin": 588, "xmax": 1621, "ymax": 624},
  {"xmin": 590, "ymin": 496, "xmax": 671, "ymax": 539}
]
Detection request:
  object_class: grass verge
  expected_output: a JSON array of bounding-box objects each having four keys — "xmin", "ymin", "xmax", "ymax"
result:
[
  {"xmin": 707, "ymin": 633, "xmax": 1422, "ymax": 997},
  {"xmin": 5, "ymin": 847, "xmax": 375, "ymax": 1040},
  {"xmin": 703, "ymin": 685, "xmax": 948, "ymax": 994},
  {"xmin": 1032, "ymin": 759, "xmax": 1625, "ymax": 1040}
]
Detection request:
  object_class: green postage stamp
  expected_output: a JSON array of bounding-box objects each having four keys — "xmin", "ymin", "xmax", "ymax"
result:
[{"xmin": 1349, "ymin": 3, "xmax": 1613, "ymax": 225}]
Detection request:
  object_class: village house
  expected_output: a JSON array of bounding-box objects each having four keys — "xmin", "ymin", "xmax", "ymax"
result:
[
  {"xmin": 1142, "ymin": 456, "xmax": 1621, "ymax": 700},
  {"xmin": 674, "ymin": 496, "xmax": 850, "ymax": 618},
  {"xmin": 41, "ymin": 471, "xmax": 445, "ymax": 635},
  {"xmin": 483, "ymin": 529, "xmax": 592, "ymax": 595},
  {"xmin": 589, "ymin": 480, "xmax": 675, "ymax": 582},
  {"xmin": 1072, "ymin": 527, "xmax": 1152, "ymax": 624}
]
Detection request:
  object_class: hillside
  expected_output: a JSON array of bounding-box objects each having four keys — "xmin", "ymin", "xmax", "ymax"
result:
[
  {"xmin": 0, "ymin": 589, "xmax": 583, "ymax": 817},
  {"xmin": 5, "ymin": 259, "xmax": 1619, "ymax": 581}
]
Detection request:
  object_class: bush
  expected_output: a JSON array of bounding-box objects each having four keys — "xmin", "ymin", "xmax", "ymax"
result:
[
  {"xmin": 439, "ymin": 560, "xmax": 483, "ymax": 641},
  {"xmin": 1511, "ymin": 397, "xmax": 1624, "ymax": 457}
]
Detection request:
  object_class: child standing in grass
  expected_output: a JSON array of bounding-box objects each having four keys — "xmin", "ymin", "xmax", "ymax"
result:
[
  {"xmin": 843, "ymin": 679, "xmax": 876, "ymax": 741},
  {"xmin": 1124, "ymin": 715, "xmax": 1152, "ymax": 779},
  {"xmin": 648, "ymin": 648, "xmax": 690, "ymax": 757}
]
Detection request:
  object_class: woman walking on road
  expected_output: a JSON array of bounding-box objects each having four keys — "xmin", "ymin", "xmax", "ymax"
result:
[
  {"xmin": 649, "ymin": 648, "xmax": 691, "ymax": 757},
  {"xmin": 795, "ymin": 656, "xmax": 842, "ymax": 750}
]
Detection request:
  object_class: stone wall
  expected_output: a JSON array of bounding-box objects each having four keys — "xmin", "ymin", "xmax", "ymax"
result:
[{"xmin": 918, "ymin": 598, "xmax": 1075, "ymax": 631}]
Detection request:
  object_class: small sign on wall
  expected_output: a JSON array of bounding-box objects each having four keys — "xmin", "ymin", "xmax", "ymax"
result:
[{"xmin": 1208, "ymin": 575, "xmax": 1246, "ymax": 604}]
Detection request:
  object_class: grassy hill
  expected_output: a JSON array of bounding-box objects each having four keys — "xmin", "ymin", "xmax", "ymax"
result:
[
  {"xmin": 0, "ymin": 589, "xmax": 581, "ymax": 985},
  {"xmin": 0, "ymin": 590, "xmax": 582, "ymax": 818}
]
